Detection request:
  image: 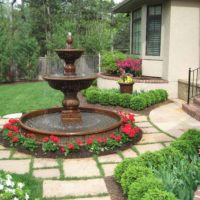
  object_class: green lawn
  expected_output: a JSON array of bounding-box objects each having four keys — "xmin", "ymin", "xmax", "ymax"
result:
[{"xmin": 0, "ymin": 82, "xmax": 63, "ymax": 116}]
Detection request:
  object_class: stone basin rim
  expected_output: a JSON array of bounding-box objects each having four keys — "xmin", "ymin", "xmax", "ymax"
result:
[
  {"xmin": 43, "ymin": 75, "xmax": 97, "ymax": 81},
  {"xmin": 19, "ymin": 107, "xmax": 123, "ymax": 137}
]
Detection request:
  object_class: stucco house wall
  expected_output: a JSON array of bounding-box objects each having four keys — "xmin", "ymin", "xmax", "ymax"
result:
[
  {"xmin": 110, "ymin": 0, "xmax": 200, "ymax": 98},
  {"xmin": 113, "ymin": 0, "xmax": 200, "ymax": 81}
]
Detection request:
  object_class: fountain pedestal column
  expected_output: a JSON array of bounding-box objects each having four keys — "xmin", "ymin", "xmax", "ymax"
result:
[{"xmin": 62, "ymin": 91, "xmax": 81, "ymax": 123}]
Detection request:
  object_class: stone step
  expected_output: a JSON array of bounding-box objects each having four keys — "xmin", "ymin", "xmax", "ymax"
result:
[
  {"xmin": 193, "ymin": 96, "xmax": 200, "ymax": 107},
  {"xmin": 182, "ymin": 103, "xmax": 200, "ymax": 121}
]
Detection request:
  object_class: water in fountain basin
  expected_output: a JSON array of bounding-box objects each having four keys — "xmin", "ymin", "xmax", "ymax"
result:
[{"xmin": 24, "ymin": 111, "xmax": 119, "ymax": 133}]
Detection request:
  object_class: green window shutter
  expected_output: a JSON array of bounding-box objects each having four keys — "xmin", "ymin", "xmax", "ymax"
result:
[
  {"xmin": 146, "ymin": 5, "xmax": 162, "ymax": 56},
  {"xmin": 132, "ymin": 8, "xmax": 141, "ymax": 55}
]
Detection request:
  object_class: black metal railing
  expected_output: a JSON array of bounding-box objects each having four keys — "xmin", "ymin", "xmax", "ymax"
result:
[{"xmin": 187, "ymin": 67, "xmax": 200, "ymax": 104}]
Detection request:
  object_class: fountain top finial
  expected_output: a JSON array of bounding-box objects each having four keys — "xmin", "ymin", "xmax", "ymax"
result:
[{"xmin": 66, "ymin": 32, "xmax": 73, "ymax": 49}]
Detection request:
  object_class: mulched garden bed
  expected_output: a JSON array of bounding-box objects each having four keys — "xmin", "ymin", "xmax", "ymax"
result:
[{"xmin": 0, "ymin": 130, "xmax": 142, "ymax": 159}]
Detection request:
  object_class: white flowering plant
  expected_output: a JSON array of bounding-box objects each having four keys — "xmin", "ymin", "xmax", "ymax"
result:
[{"xmin": 0, "ymin": 174, "xmax": 30, "ymax": 200}]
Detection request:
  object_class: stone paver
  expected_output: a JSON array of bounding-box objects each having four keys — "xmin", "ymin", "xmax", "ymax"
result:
[
  {"xmin": 102, "ymin": 164, "xmax": 117, "ymax": 176},
  {"xmin": 135, "ymin": 143, "xmax": 164, "ymax": 154},
  {"xmin": 0, "ymin": 118, "xmax": 9, "ymax": 128},
  {"xmin": 98, "ymin": 154, "xmax": 122, "ymax": 163},
  {"xmin": 63, "ymin": 158, "xmax": 100, "ymax": 177},
  {"xmin": 12, "ymin": 152, "xmax": 31, "ymax": 159},
  {"xmin": 33, "ymin": 158, "xmax": 58, "ymax": 168},
  {"xmin": 135, "ymin": 115, "xmax": 148, "ymax": 122},
  {"xmin": 33, "ymin": 168, "xmax": 60, "ymax": 179},
  {"xmin": 138, "ymin": 133, "xmax": 174, "ymax": 144},
  {"xmin": 0, "ymin": 160, "xmax": 30, "ymax": 174},
  {"xmin": 0, "ymin": 145, "xmax": 6, "ymax": 150},
  {"xmin": 43, "ymin": 179, "xmax": 108, "ymax": 198},
  {"xmin": 122, "ymin": 148, "xmax": 138, "ymax": 158},
  {"xmin": 67, "ymin": 196, "xmax": 111, "ymax": 200},
  {"xmin": 0, "ymin": 150, "xmax": 10, "ymax": 159},
  {"xmin": 140, "ymin": 127, "xmax": 160, "ymax": 134},
  {"xmin": 135, "ymin": 121, "xmax": 152, "ymax": 127},
  {"xmin": 163, "ymin": 142, "xmax": 172, "ymax": 147},
  {"xmin": 3, "ymin": 113, "xmax": 22, "ymax": 119},
  {"xmin": 150, "ymin": 101, "xmax": 200, "ymax": 138}
]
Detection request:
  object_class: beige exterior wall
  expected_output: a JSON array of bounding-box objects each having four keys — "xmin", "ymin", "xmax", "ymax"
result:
[{"xmin": 166, "ymin": 0, "xmax": 200, "ymax": 81}]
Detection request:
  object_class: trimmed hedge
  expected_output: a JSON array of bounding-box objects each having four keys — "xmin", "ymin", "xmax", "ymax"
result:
[
  {"xmin": 141, "ymin": 188, "xmax": 177, "ymax": 200},
  {"xmin": 84, "ymin": 87, "xmax": 168, "ymax": 111},
  {"xmin": 114, "ymin": 129, "xmax": 200, "ymax": 200}
]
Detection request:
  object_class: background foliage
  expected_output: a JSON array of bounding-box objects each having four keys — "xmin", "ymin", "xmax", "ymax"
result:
[{"xmin": 0, "ymin": 0, "xmax": 130, "ymax": 82}]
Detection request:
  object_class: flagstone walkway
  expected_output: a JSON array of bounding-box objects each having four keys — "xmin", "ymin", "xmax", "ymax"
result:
[{"xmin": 0, "ymin": 99, "xmax": 199, "ymax": 200}]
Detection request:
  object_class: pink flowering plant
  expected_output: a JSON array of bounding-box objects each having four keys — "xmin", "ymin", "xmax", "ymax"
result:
[{"xmin": 116, "ymin": 58, "xmax": 142, "ymax": 77}]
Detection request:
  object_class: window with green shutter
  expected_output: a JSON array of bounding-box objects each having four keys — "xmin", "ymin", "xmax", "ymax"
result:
[
  {"xmin": 146, "ymin": 5, "xmax": 162, "ymax": 56},
  {"xmin": 132, "ymin": 8, "xmax": 141, "ymax": 55}
]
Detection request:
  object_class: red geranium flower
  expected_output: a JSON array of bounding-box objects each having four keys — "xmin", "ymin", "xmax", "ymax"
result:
[
  {"xmin": 122, "ymin": 116, "xmax": 128, "ymax": 123},
  {"xmin": 115, "ymin": 136, "xmax": 121, "ymax": 142},
  {"xmin": 86, "ymin": 138, "xmax": 93, "ymax": 145},
  {"xmin": 50, "ymin": 135, "xmax": 59, "ymax": 143},
  {"xmin": 9, "ymin": 119, "xmax": 19, "ymax": 125},
  {"xmin": 8, "ymin": 132, "xmax": 13, "ymax": 137},
  {"xmin": 3, "ymin": 123, "xmax": 11, "ymax": 129},
  {"xmin": 75, "ymin": 138, "xmax": 82, "ymax": 145},
  {"xmin": 43, "ymin": 137, "xmax": 49, "ymax": 141},
  {"xmin": 68, "ymin": 144, "xmax": 75, "ymax": 149},
  {"xmin": 129, "ymin": 129, "xmax": 135, "ymax": 138},
  {"xmin": 109, "ymin": 134, "xmax": 116, "ymax": 139},
  {"xmin": 60, "ymin": 147, "xmax": 65, "ymax": 152},
  {"xmin": 27, "ymin": 133, "xmax": 36, "ymax": 138},
  {"xmin": 134, "ymin": 127, "xmax": 140, "ymax": 133},
  {"xmin": 128, "ymin": 114, "xmax": 135, "ymax": 122},
  {"xmin": 12, "ymin": 137, "xmax": 19, "ymax": 143}
]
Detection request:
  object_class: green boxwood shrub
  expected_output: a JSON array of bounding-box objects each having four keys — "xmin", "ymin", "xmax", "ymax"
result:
[
  {"xmin": 141, "ymin": 188, "xmax": 177, "ymax": 200},
  {"xmin": 140, "ymin": 93, "xmax": 152, "ymax": 107},
  {"xmin": 147, "ymin": 91, "xmax": 157, "ymax": 105},
  {"xmin": 108, "ymin": 92, "xmax": 120, "ymax": 106},
  {"xmin": 170, "ymin": 140, "xmax": 197, "ymax": 156},
  {"xmin": 156, "ymin": 89, "xmax": 168, "ymax": 101},
  {"xmin": 98, "ymin": 92, "xmax": 110, "ymax": 105},
  {"xmin": 128, "ymin": 176, "xmax": 164, "ymax": 200},
  {"xmin": 130, "ymin": 96, "xmax": 146, "ymax": 110},
  {"xmin": 119, "ymin": 94, "xmax": 132, "ymax": 108},
  {"xmin": 121, "ymin": 165, "xmax": 153, "ymax": 194},
  {"xmin": 86, "ymin": 90, "xmax": 100, "ymax": 104}
]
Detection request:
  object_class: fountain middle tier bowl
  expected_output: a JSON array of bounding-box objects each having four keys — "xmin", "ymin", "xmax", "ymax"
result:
[
  {"xmin": 43, "ymin": 75, "xmax": 97, "ymax": 91},
  {"xmin": 19, "ymin": 107, "xmax": 123, "ymax": 146},
  {"xmin": 55, "ymin": 49, "xmax": 84, "ymax": 61}
]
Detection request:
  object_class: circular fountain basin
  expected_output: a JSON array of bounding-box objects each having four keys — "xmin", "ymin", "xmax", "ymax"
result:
[{"xmin": 19, "ymin": 107, "xmax": 123, "ymax": 146}]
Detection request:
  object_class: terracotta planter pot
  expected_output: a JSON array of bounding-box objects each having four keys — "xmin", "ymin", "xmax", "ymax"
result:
[{"xmin": 119, "ymin": 83, "xmax": 134, "ymax": 94}]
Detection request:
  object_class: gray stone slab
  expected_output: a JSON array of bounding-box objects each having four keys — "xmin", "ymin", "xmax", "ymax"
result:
[
  {"xmin": 135, "ymin": 143, "xmax": 164, "ymax": 154},
  {"xmin": 43, "ymin": 179, "xmax": 108, "ymax": 198},
  {"xmin": 0, "ymin": 160, "xmax": 30, "ymax": 174},
  {"xmin": 140, "ymin": 127, "xmax": 160, "ymax": 134},
  {"xmin": 135, "ymin": 122, "xmax": 152, "ymax": 127},
  {"xmin": 102, "ymin": 164, "xmax": 117, "ymax": 176},
  {"xmin": 150, "ymin": 102, "xmax": 200, "ymax": 138},
  {"xmin": 33, "ymin": 168, "xmax": 60, "ymax": 179},
  {"xmin": 98, "ymin": 154, "xmax": 122, "ymax": 163},
  {"xmin": 138, "ymin": 133, "xmax": 174, "ymax": 144},
  {"xmin": 0, "ymin": 145, "xmax": 6, "ymax": 150},
  {"xmin": 34, "ymin": 158, "xmax": 58, "ymax": 168},
  {"xmin": 67, "ymin": 197, "xmax": 111, "ymax": 200},
  {"xmin": 0, "ymin": 150, "xmax": 10, "ymax": 159},
  {"xmin": 122, "ymin": 149, "xmax": 138, "ymax": 158},
  {"xmin": 3, "ymin": 113, "xmax": 22, "ymax": 119},
  {"xmin": 63, "ymin": 158, "xmax": 100, "ymax": 177},
  {"xmin": 135, "ymin": 115, "xmax": 148, "ymax": 122},
  {"xmin": 12, "ymin": 152, "xmax": 31, "ymax": 159}
]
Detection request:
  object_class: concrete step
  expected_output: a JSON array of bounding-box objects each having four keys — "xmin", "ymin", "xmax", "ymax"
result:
[
  {"xmin": 193, "ymin": 96, "xmax": 200, "ymax": 107},
  {"xmin": 182, "ymin": 103, "xmax": 200, "ymax": 121}
]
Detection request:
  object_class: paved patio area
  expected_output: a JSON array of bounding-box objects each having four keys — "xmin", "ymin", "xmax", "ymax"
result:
[{"xmin": 0, "ymin": 99, "xmax": 199, "ymax": 199}]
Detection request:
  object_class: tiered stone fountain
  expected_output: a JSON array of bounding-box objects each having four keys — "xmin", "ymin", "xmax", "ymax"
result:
[{"xmin": 19, "ymin": 33, "xmax": 123, "ymax": 145}]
